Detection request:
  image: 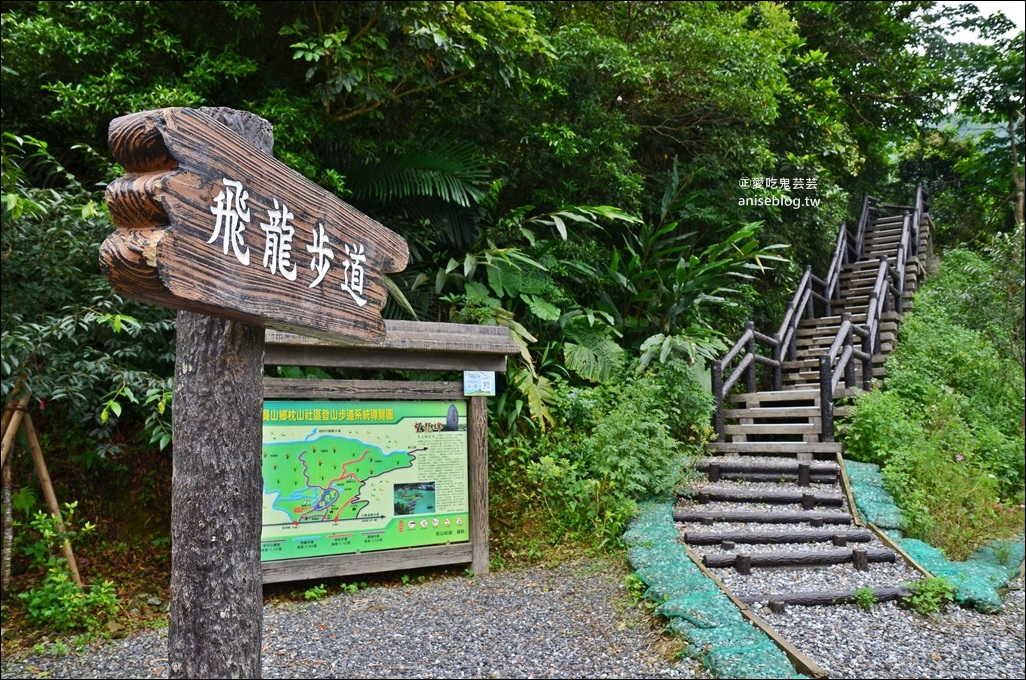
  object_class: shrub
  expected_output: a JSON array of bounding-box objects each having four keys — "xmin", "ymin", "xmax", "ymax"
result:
[
  {"xmin": 841, "ymin": 245, "xmax": 1025, "ymax": 560},
  {"xmin": 15, "ymin": 504, "xmax": 119, "ymax": 632},
  {"xmin": 521, "ymin": 358, "xmax": 709, "ymax": 547},
  {"xmin": 840, "ymin": 390, "xmax": 921, "ymax": 466},
  {"xmin": 905, "ymin": 576, "xmax": 956, "ymax": 616}
]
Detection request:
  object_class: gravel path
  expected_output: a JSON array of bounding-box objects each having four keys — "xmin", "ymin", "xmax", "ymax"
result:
[
  {"xmin": 0, "ymin": 559, "xmax": 705, "ymax": 679},
  {"xmin": 2, "ymin": 558, "xmax": 1022, "ymax": 678},
  {"xmin": 757, "ymin": 572, "xmax": 1026, "ymax": 678}
]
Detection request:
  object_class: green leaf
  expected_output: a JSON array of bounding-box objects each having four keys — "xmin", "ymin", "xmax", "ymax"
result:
[{"xmin": 522, "ymin": 294, "xmax": 560, "ymax": 322}]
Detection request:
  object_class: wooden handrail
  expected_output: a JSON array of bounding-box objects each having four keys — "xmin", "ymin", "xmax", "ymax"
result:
[{"xmin": 711, "ymin": 186, "xmax": 930, "ymax": 444}]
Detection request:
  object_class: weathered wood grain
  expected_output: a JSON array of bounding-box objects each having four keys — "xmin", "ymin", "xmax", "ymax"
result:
[
  {"xmin": 101, "ymin": 107, "xmax": 409, "ymax": 342},
  {"xmin": 261, "ymin": 543, "xmax": 474, "ymax": 584},
  {"xmin": 263, "ymin": 378, "xmax": 462, "ymax": 401}
]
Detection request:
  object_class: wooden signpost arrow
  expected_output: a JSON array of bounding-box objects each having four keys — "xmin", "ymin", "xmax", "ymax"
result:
[
  {"xmin": 100, "ymin": 107, "xmax": 409, "ymax": 678},
  {"xmin": 102, "ymin": 106, "xmax": 408, "ymax": 342}
]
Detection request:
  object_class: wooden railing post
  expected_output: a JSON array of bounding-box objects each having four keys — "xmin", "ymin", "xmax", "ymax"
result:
[
  {"xmin": 744, "ymin": 321, "xmax": 757, "ymax": 393},
  {"xmin": 843, "ymin": 313, "xmax": 855, "ymax": 388},
  {"xmin": 712, "ymin": 361, "xmax": 725, "ymax": 442},
  {"xmin": 819, "ymin": 355, "xmax": 834, "ymax": 442},
  {"xmin": 912, "ymin": 185, "xmax": 923, "ymax": 257},
  {"xmin": 771, "ymin": 344, "xmax": 783, "ymax": 392},
  {"xmin": 861, "ymin": 326, "xmax": 874, "ymax": 391}
]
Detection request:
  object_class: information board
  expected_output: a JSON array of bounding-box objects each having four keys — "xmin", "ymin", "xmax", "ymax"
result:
[{"xmin": 261, "ymin": 400, "xmax": 468, "ymax": 561}]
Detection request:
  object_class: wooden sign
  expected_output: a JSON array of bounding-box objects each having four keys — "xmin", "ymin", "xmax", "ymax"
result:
[{"xmin": 101, "ymin": 107, "xmax": 408, "ymax": 342}]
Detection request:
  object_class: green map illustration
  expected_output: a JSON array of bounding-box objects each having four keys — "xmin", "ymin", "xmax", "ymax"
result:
[
  {"xmin": 261, "ymin": 400, "xmax": 470, "ymax": 562},
  {"xmin": 264, "ymin": 435, "xmax": 416, "ymax": 524}
]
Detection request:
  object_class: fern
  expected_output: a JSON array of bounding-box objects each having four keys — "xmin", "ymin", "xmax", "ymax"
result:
[
  {"xmin": 562, "ymin": 318, "xmax": 625, "ymax": 384},
  {"xmin": 346, "ymin": 137, "xmax": 490, "ymax": 208}
]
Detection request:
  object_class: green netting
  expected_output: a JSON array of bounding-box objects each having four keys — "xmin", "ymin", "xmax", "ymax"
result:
[
  {"xmin": 926, "ymin": 555, "xmax": 1020, "ymax": 613},
  {"xmin": 852, "ymin": 485, "xmax": 893, "ymax": 505},
  {"xmin": 656, "ymin": 592, "xmax": 746, "ymax": 628},
  {"xmin": 898, "ymin": 537, "xmax": 1024, "ymax": 613},
  {"xmin": 898, "ymin": 538, "xmax": 944, "ymax": 567},
  {"xmin": 969, "ymin": 539, "xmax": 1025, "ymax": 571},
  {"xmin": 622, "ymin": 523, "xmax": 678, "ymax": 546},
  {"xmin": 844, "ymin": 461, "xmax": 884, "ymax": 486},
  {"xmin": 624, "ymin": 499, "xmax": 803, "ymax": 679},
  {"xmin": 645, "ymin": 577, "xmax": 722, "ymax": 605},
  {"xmin": 706, "ymin": 639, "xmax": 806, "ymax": 679},
  {"xmin": 946, "ymin": 564, "xmax": 1010, "ymax": 613},
  {"xmin": 627, "ymin": 543, "xmax": 689, "ymax": 569},
  {"xmin": 669, "ymin": 613, "xmax": 804, "ymax": 678},
  {"xmin": 855, "ymin": 499, "xmax": 906, "ymax": 530},
  {"xmin": 884, "ymin": 528, "xmax": 905, "ymax": 541},
  {"xmin": 635, "ymin": 564, "xmax": 720, "ymax": 594},
  {"xmin": 669, "ymin": 618, "xmax": 765, "ymax": 649}
]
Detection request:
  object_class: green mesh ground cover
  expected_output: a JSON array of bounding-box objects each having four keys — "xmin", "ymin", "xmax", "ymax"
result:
[
  {"xmin": 843, "ymin": 460, "xmax": 1025, "ymax": 613},
  {"xmin": 856, "ymin": 500, "xmax": 906, "ymax": 530},
  {"xmin": 624, "ymin": 499, "xmax": 805, "ymax": 679}
]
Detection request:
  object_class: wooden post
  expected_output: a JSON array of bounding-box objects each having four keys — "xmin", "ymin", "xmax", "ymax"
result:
[
  {"xmin": 744, "ymin": 321, "xmax": 757, "ymax": 393},
  {"xmin": 735, "ymin": 552, "xmax": 752, "ymax": 575},
  {"xmin": 819, "ymin": 355, "xmax": 834, "ymax": 442},
  {"xmin": 1, "ymin": 396, "xmax": 28, "ymax": 470},
  {"xmin": 852, "ymin": 546, "xmax": 870, "ymax": 571},
  {"xmin": 712, "ymin": 362, "xmax": 725, "ymax": 442},
  {"xmin": 468, "ymin": 396, "xmax": 489, "ymax": 575},
  {"xmin": 798, "ymin": 461, "xmax": 810, "ymax": 487},
  {"xmin": 168, "ymin": 108, "xmax": 270, "ymax": 680},
  {"xmin": 23, "ymin": 414, "xmax": 83, "ymax": 587}
]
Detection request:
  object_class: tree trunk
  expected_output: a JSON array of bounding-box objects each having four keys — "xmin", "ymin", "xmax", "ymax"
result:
[
  {"xmin": 1009, "ymin": 116, "xmax": 1024, "ymax": 226},
  {"xmin": 169, "ymin": 107, "xmax": 271, "ymax": 679}
]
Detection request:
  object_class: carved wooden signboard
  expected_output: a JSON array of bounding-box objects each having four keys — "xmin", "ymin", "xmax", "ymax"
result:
[{"xmin": 101, "ymin": 107, "xmax": 408, "ymax": 342}]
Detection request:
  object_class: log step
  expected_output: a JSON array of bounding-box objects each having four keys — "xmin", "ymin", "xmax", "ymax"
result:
[
  {"xmin": 706, "ymin": 442, "xmax": 843, "ymax": 454},
  {"xmin": 710, "ymin": 471, "xmax": 837, "ymax": 485},
  {"xmin": 673, "ymin": 510, "xmax": 852, "ymax": 525},
  {"xmin": 698, "ymin": 459, "xmax": 837, "ymax": 474},
  {"xmin": 737, "ymin": 586, "xmax": 913, "ymax": 607},
  {"xmin": 680, "ymin": 488, "xmax": 845, "ymax": 507},
  {"xmin": 682, "ymin": 529, "xmax": 874, "ymax": 545},
  {"xmin": 703, "ymin": 546, "xmax": 895, "ymax": 569}
]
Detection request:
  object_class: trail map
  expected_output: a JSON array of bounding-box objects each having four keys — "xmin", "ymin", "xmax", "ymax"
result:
[{"xmin": 261, "ymin": 400, "xmax": 469, "ymax": 561}]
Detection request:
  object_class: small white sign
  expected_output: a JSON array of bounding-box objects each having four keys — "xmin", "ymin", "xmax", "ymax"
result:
[{"xmin": 463, "ymin": 371, "xmax": 496, "ymax": 397}]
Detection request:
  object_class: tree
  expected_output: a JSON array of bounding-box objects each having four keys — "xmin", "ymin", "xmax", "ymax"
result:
[{"xmin": 953, "ymin": 15, "xmax": 1025, "ymax": 226}]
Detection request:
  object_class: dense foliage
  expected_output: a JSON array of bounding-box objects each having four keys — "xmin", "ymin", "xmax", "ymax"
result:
[
  {"xmin": 841, "ymin": 230, "xmax": 1026, "ymax": 560},
  {"xmin": 1, "ymin": 0, "xmax": 1024, "ymax": 639}
]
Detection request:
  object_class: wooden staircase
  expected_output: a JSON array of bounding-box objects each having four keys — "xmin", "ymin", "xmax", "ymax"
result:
[{"xmin": 678, "ymin": 188, "xmax": 933, "ymax": 610}]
